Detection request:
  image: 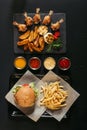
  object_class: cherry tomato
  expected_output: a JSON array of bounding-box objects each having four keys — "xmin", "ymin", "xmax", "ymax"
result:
[
  {"xmin": 53, "ymin": 31, "xmax": 60, "ymax": 40},
  {"xmin": 53, "ymin": 35, "xmax": 58, "ymax": 40},
  {"xmin": 54, "ymin": 31, "xmax": 60, "ymax": 36}
]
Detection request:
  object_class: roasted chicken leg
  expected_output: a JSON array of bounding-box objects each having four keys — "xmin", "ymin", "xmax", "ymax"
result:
[
  {"xmin": 51, "ymin": 18, "xmax": 64, "ymax": 31},
  {"xmin": 13, "ymin": 21, "xmax": 27, "ymax": 32},
  {"xmin": 42, "ymin": 10, "xmax": 53, "ymax": 25},
  {"xmin": 33, "ymin": 8, "xmax": 41, "ymax": 24},
  {"xmin": 24, "ymin": 12, "xmax": 33, "ymax": 26}
]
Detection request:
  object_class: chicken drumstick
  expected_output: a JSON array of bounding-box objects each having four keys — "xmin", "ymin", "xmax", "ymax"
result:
[
  {"xmin": 24, "ymin": 12, "xmax": 33, "ymax": 26},
  {"xmin": 13, "ymin": 21, "xmax": 27, "ymax": 32},
  {"xmin": 42, "ymin": 10, "xmax": 53, "ymax": 25},
  {"xmin": 51, "ymin": 18, "xmax": 64, "ymax": 31},
  {"xmin": 33, "ymin": 8, "xmax": 41, "ymax": 24}
]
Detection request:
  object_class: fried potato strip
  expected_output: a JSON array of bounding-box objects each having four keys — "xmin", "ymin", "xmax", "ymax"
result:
[{"xmin": 40, "ymin": 81, "xmax": 68, "ymax": 110}]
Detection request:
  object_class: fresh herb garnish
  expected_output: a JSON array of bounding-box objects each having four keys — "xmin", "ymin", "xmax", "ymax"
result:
[{"xmin": 46, "ymin": 37, "xmax": 62, "ymax": 52}]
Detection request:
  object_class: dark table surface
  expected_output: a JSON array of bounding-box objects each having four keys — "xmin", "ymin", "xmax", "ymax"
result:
[{"xmin": 0, "ymin": 0, "xmax": 87, "ymax": 130}]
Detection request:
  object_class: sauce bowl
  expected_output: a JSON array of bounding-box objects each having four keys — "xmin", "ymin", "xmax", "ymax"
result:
[
  {"xmin": 14, "ymin": 56, "xmax": 27, "ymax": 70},
  {"xmin": 28, "ymin": 57, "xmax": 41, "ymax": 70},
  {"xmin": 58, "ymin": 57, "xmax": 71, "ymax": 71}
]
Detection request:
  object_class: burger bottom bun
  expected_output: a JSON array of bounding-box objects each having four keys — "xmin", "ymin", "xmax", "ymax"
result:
[
  {"xmin": 14, "ymin": 98, "xmax": 35, "ymax": 114},
  {"xmin": 14, "ymin": 86, "xmax": 36, "ymax": 109}
]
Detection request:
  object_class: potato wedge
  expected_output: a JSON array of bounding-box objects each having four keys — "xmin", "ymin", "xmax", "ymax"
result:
[
  {"xmin": 28, "ymin": 30, "xmax": 34, "ymax": 42},
  {"xmin": 17, "ymin": 39, "xmax": 29, "ymax": 46},
  {"xmin": 23, "ymin": 44, "xmax": 29, "ymax": 51},
  {"xmin": 28, "ymin": 42, "xmax": 34, "ymax": 52},
  {"xmin": 19, "ymin": 30, "xmax": 30, "ymax": 40},
  {"xmin": 33, "ymin": 26, "xmax": 39, "ymax": 40}
]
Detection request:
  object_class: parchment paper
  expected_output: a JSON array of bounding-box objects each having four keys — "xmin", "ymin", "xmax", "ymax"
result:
[
  {"xmin": 5, "ymin": 70, "xmax": 46, "ymax": 122},
  {"xmin": 41, "ymin": 71, "xmax": 80, "ymax": 121},
  {"xmin": 5, "ymin": 70, "xmax": 80, "ymax": 122}
]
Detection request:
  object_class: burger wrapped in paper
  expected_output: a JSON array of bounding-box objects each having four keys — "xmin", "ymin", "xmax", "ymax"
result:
[{"xmin": 12, "ymin": 83, "xmax": 38, "ymax": 108}]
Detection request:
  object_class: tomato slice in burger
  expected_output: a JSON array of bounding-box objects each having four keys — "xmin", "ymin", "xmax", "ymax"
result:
[{"xmin": 22, "ymin": 84, "xmax": 29, "ymax": 87}]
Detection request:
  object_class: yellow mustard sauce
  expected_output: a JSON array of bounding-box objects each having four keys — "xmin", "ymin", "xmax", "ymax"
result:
[{"xmin": 14, "ymin": 57, "xmax": 26, "ymax": 69}]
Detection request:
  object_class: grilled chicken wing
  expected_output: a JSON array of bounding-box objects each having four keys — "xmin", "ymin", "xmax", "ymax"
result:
[
  {"xmin": 42, "ymin": 10, "xmax": 53, "ymax": 25},
  {"xmin": 33, "ymin": 8, "xmax": 41, "ymax": 24},
  {"xmin": 51, "ymin": 18, "xmax": 64, "ymax": 31},
  {"xmin": 13, "ymin": 21, "xmax": 27, "ymax": 32},
  {"xmin": 24, "ymin": 12, "xmax": 33, "ymax": 26}
]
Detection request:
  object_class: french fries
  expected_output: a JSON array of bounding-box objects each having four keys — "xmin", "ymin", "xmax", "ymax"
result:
[{"xmin": 40, "ymin": 81, "xmax": 68, "ymax": 110}]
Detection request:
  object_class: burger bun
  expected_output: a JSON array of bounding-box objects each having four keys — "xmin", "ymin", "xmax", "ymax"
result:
[{"xmin": 14, "ymin": 85, "xmax": 36, "ymax": 108}]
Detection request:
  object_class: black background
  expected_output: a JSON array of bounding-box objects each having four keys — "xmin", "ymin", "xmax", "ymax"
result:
[{"xmin": 0, "ymin": 0, "xmax": 87, "ymax": 130}]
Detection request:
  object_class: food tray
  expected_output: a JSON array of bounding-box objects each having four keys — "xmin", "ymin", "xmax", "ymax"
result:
[
  {"xmin": 13, "ymin": 13, "xmax": 66, "ymax": 54},
  {"xmin": 8, "ymin": 73, "xmax": 71, "ymax": 119}
]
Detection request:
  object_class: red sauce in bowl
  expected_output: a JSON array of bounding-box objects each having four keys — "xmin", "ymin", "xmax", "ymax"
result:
[
  {"xmin": 58, "ymin": 57, "xmax": 71, "ymax": 70},
  {"xmin": 29, "ymin": 57, "xmax": 41, "ymax": 70}
]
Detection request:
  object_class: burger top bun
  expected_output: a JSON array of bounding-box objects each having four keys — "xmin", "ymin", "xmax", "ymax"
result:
[{"xmin": 14, "ymin": 85, "xmax": 36, "ymax": 108}]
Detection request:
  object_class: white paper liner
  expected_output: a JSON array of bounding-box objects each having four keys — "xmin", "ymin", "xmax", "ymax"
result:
[
  {"xmin": 5, "ymin": 70, "xmax": 46, "ymax": 122},
  {"xmin": 41, "ymin": 71, "xmax": 80, "ymax": 121},
  {"xmin": 5, "ymin": 70, "xmax": 80, "ymax": 122}
]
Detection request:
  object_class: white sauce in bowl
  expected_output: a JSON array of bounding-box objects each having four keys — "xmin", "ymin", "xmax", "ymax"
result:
[{"xmin": 44, "ymin": 57, "xmax": 56, "ymax": 70}]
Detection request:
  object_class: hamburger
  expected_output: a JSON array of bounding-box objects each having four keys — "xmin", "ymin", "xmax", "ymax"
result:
[{"xmin": 13, "ymin": 83, "xmax": 38, "ymax": 108}]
